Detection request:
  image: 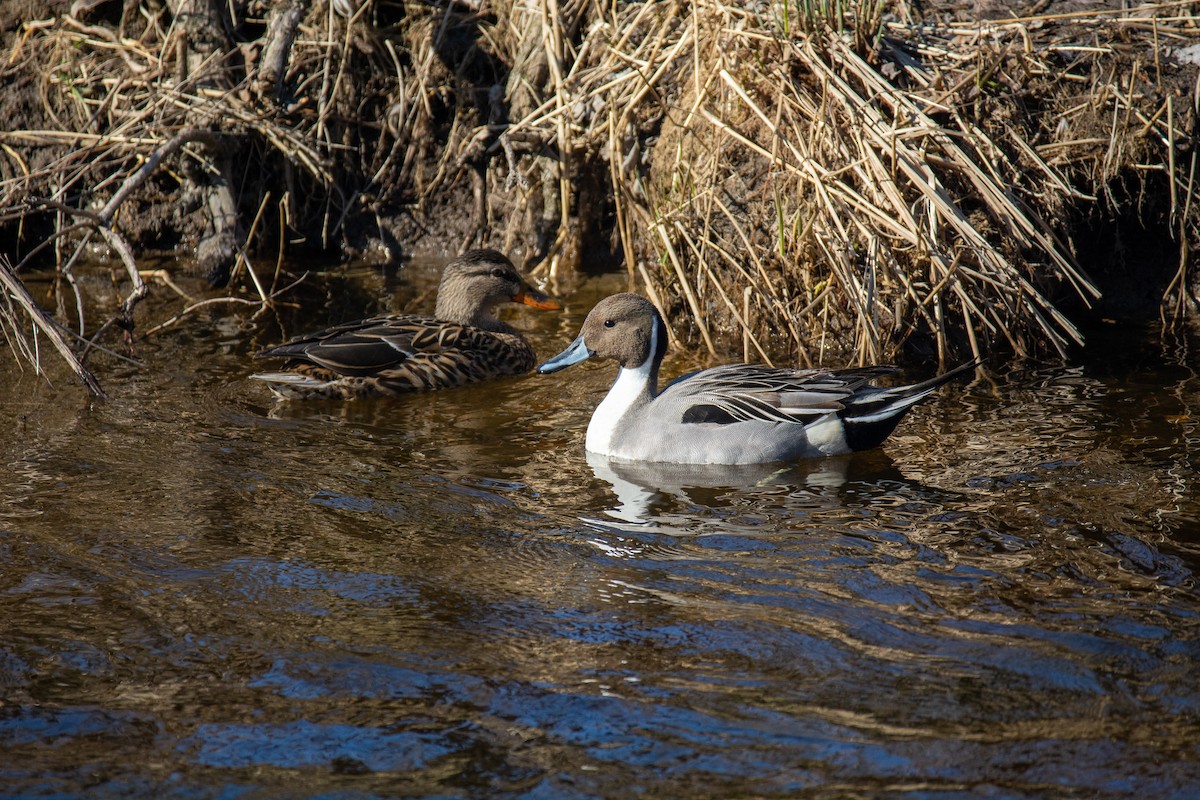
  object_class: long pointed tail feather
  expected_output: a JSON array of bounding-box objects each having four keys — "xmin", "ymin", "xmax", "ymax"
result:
[{"xmin": 840, "ymin": 360, "xmax": 979, "ymax": 450}]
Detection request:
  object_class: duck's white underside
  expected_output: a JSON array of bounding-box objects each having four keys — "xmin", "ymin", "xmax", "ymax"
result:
[{"xmin": 249, "ymin": 372, "xmax": 325, "ymax": 386}]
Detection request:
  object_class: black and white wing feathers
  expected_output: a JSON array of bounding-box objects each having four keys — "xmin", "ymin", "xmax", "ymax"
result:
[{"xmin": 665, "ymin": 364, "xmax": 902, "ymax": 426}]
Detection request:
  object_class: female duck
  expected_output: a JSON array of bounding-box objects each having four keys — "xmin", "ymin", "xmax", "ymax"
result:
[
  {"xmin": 538, "ymin": 293, "xmax": 974, "ymax": 465},
  {"xmin": 253, "ymin": 249, "xmax": 559, "ymax": 399}
]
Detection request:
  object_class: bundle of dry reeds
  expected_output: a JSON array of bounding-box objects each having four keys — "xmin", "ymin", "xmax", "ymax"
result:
[
  {"xmin": 0, "ymin": 1, "xmax": 402, "ymax": 392},
  {"xmin": 527, "ymin": 0, "xmax": 1198, "ymax": 366},
  {"xmin": 0, "ymin": 0, "xmax": 1196, "ymax": 394}
]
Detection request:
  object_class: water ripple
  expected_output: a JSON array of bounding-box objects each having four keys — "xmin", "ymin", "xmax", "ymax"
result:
[{"xmin": 3, "ymin": 296, "xmax": 1200, "ymax": 796}]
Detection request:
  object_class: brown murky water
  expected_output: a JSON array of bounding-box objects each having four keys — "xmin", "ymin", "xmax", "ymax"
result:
[{"xmin": 1, "ymin": 258, "xmax": 1198, "ymax": 797}]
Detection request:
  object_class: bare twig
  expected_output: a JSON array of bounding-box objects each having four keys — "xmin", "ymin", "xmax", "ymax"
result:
[{"xmin": 0, "ymin": 256, "xmax": 105, "ymax": 396}]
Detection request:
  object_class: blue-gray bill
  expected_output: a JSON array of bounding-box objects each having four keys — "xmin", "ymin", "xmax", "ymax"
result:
[{"xmin": 538, "ymin": 336, "xmax": 595, "ymax": 374}]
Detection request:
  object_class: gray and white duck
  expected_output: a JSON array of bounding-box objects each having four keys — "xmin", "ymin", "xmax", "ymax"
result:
[{"xmin": 538, "ymin": 293, "xmax": 975, "ymax": 465}]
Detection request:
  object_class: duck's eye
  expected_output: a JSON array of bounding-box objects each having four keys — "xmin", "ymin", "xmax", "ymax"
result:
[
  {"xmin": 490, "ymin": 268, "xmax": 508, "ymax": 279},
  {"xmin": 603, "ymin": 319, "xmax": 615, "ymax": 328}
]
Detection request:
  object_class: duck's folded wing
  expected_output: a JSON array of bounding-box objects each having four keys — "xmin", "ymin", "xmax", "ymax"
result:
[
  {"xmin": 257, "ymin": 315, "xmax": 468, "ymax": 376},
  {"xmin": 679, "ymin": 393, "xmax": 828, "ymax": 425},
  {"xmin": 667, "ymin": 364, "xmax": 902, "ymax": 425},
  {"xmin": 670, "ymin": 363, "xmax": 898, "ymax": 391}
]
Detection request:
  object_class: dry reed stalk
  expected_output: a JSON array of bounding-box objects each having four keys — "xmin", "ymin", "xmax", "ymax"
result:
[
  {"xmin": 142, "ymin": 272, "xmax": 310, "ymax": 337},
  {"xmin": 2, "ymin": 0, "xmax": 1196, "ymax": 391},
  {"xmin": 0, "ymin": 255, "xmax": 104, "ymax": 395},
  {"xmin": 576, "ymin": 0, "xmax": 1197, "ymax": 364}
]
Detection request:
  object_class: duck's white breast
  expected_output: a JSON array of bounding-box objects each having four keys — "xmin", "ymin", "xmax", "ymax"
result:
[{"xmin": 586, "ymin": 362, "xmax": 653, "ymax": 455}]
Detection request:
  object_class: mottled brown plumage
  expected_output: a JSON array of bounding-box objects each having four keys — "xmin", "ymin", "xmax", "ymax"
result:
[{"xmin": 251, "ymin": 249, "xmax": 559, "ymax": 399}]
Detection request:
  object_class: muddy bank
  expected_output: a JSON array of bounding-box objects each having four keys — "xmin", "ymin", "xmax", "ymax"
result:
[{"xmin": 0, "ymin": 0, "xmax": 1197, "ymax": 393}]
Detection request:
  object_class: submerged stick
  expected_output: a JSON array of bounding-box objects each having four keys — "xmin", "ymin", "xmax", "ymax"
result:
[{"xmin": 0, "ymin": 258, "xmax": 104, "ymax": 396}]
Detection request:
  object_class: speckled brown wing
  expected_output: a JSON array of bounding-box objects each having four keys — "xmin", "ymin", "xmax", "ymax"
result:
[
  {"xmin": 255, "ymin": 314, "xmax": 536, "ymax": 398},
  {"xmin": 366, "ymin": 322, "xmax": 536, "ymax": 393}
]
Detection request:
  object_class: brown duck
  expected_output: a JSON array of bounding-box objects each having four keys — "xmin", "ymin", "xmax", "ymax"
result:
[{"xmin": 252, "ymin": 249, "xmax": 560, "ymax": 399}]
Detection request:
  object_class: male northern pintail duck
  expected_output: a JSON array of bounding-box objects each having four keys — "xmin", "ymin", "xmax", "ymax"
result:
[
  {"xmin": 538, "ymin": 293, "xmax": 975, "ymax": 465},
  {"xmin": 252, "ymin": 249, "xmax": 559, "ymax": 399}
]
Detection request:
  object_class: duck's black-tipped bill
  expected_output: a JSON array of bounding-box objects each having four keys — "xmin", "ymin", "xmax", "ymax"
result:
[{"xmin": 538, "ymin": 335, "xmax": 593, "ymax": 374}]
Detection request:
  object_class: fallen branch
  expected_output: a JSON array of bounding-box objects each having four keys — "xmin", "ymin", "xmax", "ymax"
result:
[
  {"xmin": 142, "ymin": 272, "xmax": 310, "ymax": 337},
  {"xmin": 0, "ymin": 255, "xmax": 105, "ymax": 396}
]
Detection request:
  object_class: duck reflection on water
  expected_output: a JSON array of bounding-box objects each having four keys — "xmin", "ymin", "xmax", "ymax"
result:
[{"xmin": 585, "ymin": 450, "xmax": 909, "ymax": 526}]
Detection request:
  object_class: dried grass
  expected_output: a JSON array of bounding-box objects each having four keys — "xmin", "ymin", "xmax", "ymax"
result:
[
  {"xmin": 546, "ymin": 0, "xmax": 1198, "ymax": 365},
  {"xmin": 0, "ymin": 0, "xmax": 1196, "ymax": 393}
]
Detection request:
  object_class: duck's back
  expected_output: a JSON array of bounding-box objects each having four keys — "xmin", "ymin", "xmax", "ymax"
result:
[
  {"xmin": 601, "ymin": 363, "xmax": 905, "ymax": 464},
  {"xmin": 255, "ymin": 314, "xmax": 536, "ymax": 399}
]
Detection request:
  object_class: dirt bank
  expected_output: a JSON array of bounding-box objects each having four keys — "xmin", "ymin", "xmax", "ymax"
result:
[{"xmin": 0, "ymin": 0, "xmax": 1197, "ymax": 393}]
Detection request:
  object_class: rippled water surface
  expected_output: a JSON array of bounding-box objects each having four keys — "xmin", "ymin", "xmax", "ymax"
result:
[{"xmin": 2, "ymin": 261, "xmax": 1199, "ymax": 798}]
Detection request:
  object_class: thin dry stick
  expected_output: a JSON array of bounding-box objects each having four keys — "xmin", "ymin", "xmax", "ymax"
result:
[
  {"xmin": 143, "ymin": 272, "xmax": 309, "ymax": 337},
  {"xmin": 674, "ymin": 201, "xmax": 773, "ymax": 363},
  {"xmin": 655, "ymin": 222, "xmax": 715, "ymax": 355},
  {"xmin": 0, "ymin": 259, "xmax": 104, "ymax": 396}
]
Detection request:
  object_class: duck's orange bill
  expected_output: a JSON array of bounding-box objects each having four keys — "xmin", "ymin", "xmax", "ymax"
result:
[{"xmin": 513, "ymin": 288, "xmax": 561, "ymax": 311}]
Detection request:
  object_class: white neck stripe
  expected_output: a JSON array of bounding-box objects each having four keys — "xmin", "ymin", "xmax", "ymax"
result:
[{"xmin": 585, "ymin": 323, "xmax": 658, "ymax": 454}]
